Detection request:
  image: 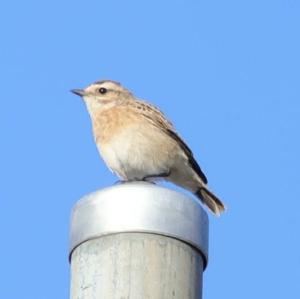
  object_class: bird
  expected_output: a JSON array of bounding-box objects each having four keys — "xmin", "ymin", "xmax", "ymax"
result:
[{"xmin": 71, "ymin": 80, "xmax": 226, "ymax": 216}]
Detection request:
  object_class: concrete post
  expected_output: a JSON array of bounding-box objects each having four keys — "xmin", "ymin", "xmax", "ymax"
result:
[{"xmin": 69, "ymin": 182, "xmax": 209, "ymax": 299}]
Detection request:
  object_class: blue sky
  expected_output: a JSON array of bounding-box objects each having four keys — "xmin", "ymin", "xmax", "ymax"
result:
[{"xmin": 0, "ymin": 0, "xmax": 299, "ymax": 298}]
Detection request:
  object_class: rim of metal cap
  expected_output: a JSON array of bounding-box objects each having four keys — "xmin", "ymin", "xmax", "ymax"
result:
[{"xmin": 69, "ymin": 182, "xmax": 209, "ymax": 268}]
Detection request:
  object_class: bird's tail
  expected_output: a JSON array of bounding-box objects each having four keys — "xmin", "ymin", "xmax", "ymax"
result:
[{"xmin": 195, "ymin": 187, "xmax": 226, "ymax": 216}]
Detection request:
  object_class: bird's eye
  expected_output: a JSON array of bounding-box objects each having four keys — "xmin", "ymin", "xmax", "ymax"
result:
[{"xmin": 99, "ymin": 87, "xmax": 107, "ymax": 94}]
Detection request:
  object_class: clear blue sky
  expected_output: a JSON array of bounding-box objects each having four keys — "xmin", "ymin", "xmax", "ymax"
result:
[{"xmin": 0, "ymin": 0, "xmax": 299, "ymax": 298}]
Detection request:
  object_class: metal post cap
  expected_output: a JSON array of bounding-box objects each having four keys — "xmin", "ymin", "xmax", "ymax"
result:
[{"xmin": 69, "ymin": 182, "xmax": 209, "ymax": 268}]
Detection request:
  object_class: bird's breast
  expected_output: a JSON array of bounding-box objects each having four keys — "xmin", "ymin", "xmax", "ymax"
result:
[
  {"xmin": 90, "ymin": 107, "xmax": 178, "ymax": 179},
  {"xmin": 91, "ymin": 107, "xmax": 140, "ymax": 144}
]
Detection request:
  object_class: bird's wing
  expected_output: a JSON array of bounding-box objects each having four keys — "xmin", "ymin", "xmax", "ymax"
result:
[
  {"xmin": 165, "ymin": 129, "xmax": 208, "ymax": 184},
  {"xmin": 130, "ymin": 100, "xmax": 208, "ymax": 184}
]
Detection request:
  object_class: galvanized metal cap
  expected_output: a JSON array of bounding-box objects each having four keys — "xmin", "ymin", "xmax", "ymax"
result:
[{"xmin": 69, "ymin": 182, "xmax": 209, "ymax": 268}]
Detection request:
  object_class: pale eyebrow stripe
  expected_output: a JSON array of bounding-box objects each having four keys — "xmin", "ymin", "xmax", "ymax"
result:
[{"xmin": 93, "ymin": 80, "xmax": 121, "ymax": 86}]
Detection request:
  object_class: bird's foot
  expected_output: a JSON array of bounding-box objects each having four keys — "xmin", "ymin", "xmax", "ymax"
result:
[
  {"xmin": 142, "ymin": 171, "xmax": 171, "ymax": 181},
  {"xmin": 114, "ymin": 179, "xmax": 136, "ymax": 185},
  {"xmin": 114, "ymin": 172, "xmax": 170, "ymax": 185},
  {"xmin": 114, "ymin": 178, "xmax": 149, "ymax": 185}
]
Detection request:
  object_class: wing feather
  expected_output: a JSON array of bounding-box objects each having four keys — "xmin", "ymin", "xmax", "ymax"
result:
[{"xmin": 128, "ymin": 100, "xmax": 208, "ymax": 184}]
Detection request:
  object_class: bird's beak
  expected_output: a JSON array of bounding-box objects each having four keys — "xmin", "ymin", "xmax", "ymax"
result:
[{"xmin": 71, "ymin": 89, "xmax": 86, "ymax": 97}]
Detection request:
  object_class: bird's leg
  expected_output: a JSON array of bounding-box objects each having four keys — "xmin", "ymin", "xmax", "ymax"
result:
[
  {"xmin": 114, "ymin": 171, "xmax": 170, "ymax": 185},
  {"xmin": 114, "ymin": 179, "xmax": 137, "ymax": 185},
  {"xmin": 142, "ymin": 170, "xmax": 171, "ymax": 181}
]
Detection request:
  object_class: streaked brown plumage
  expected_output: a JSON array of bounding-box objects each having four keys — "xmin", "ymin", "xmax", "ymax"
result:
[{"xmin": 71, "ymin": 80, "xmax": 226, "ymax": 215}]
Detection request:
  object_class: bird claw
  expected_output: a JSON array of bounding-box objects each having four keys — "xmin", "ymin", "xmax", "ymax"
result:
[
  {"xmin": 114, "ymin": 178, "xmax": 145, "ymax": 185},
  {"xmin": 142, "ymin": 171, "xmax": 171, "ymax": 181},
  {"xmin": 114, "ymin": 171, "xmax": 170, "ymax": 185},
  {"xmin": 114, "ymin": 179, "xmax": 133, "ymax": 185}
]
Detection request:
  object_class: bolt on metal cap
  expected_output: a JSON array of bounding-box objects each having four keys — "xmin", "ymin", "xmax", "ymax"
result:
[{"xmin": 69, "ymin": 182, "xmax": 209, "ymax": 268}]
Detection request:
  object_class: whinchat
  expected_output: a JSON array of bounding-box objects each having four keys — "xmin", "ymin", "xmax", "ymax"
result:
[{"xmin": 72, "ymin": 80, "xmax": 225, "ymax": 215}]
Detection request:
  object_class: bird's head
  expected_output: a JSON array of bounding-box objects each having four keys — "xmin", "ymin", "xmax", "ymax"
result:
[{"xmin": 71, "ymin": 80, "xmax": 133, "ymax": 111}]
